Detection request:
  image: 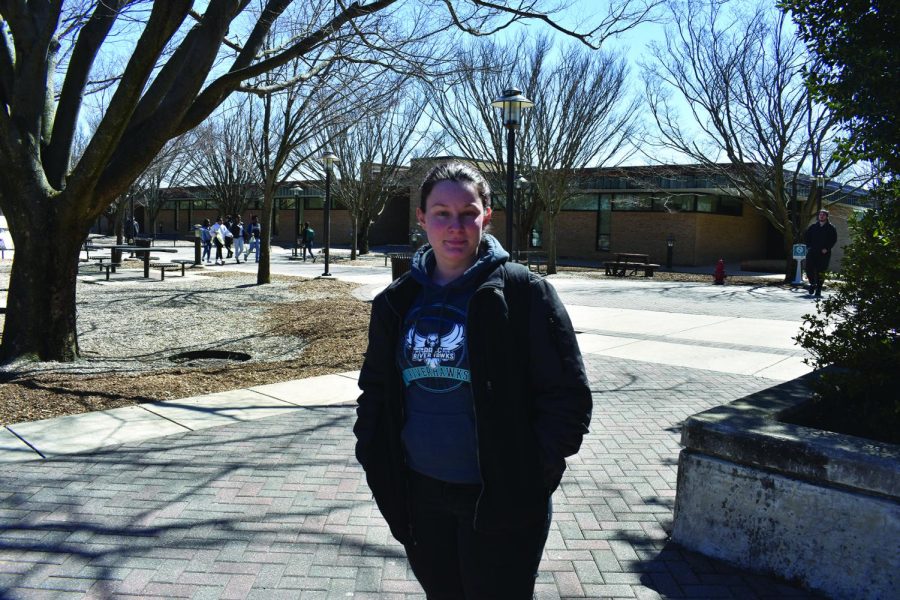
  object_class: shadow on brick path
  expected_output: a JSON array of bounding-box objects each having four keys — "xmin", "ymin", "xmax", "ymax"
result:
[{"xmin": 0, "ymin": 361, "xmax": 823, "ymax": 599}]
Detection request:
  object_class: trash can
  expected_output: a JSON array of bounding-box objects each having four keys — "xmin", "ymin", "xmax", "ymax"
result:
[
  {"xmin": 135, "ymin": 236, "xmax": 152, "ymax": 248},
  {"xmin": 389, "ymin": 252, "xmax": 413, "ymax": 280}
]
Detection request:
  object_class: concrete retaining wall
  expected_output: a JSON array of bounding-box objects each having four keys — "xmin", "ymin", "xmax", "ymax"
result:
[{"xmin": 672, "ymin": 374, "xmax": 900, "ymax": 599}]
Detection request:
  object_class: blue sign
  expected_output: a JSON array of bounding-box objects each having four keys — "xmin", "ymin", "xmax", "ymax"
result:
[{"xmin": 792, "ymin": 244, "xmax": 808, "ymax": 259}]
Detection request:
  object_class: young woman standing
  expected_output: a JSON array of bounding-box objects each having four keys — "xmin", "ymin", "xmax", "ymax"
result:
[{"xmin": 355, "ymin": 162, "xmax": 592, "ymax": 598}]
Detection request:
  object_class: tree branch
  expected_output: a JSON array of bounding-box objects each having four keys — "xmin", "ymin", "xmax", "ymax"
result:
[
  {"xmin": 69, "ymin": 0, "xmax": 193, "ymax": 204},
  {"xmin": 45, "ymin": 0, "xmax": 127, "ymax": 189}
]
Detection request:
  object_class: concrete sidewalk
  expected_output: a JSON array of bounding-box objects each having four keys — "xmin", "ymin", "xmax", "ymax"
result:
[{"xmin": 0, "ymin": 260, "xmax": 824, "ymax": 598}]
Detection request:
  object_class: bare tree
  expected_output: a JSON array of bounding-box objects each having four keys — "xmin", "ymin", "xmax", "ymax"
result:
[
  {"xmin": 136, "ymin": 134, "xmax": 195, "ymax": 234},
  {"xmin": 189, "ymin": 101, "xmax": 261, "ymax": 219},
  {"xmin": 522, "ymin": 36, "xmax": 638, "ymax": 274},
  {"xmin": 0, "ymin": 0, "xmax": 657, "ymax": 362},
  {"xmin": 247, "ymin": 53, "xmax": 364, "ymax": 284},
  {"xmin": 642, "ymin": 0, "xmax": 865, "ymax": 278},
  {"xmin": 328, "ymin": 81, "xmax": 438, "ymax": 259}
]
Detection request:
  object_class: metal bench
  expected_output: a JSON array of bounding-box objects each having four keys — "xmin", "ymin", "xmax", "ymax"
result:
[
  {"xmin": 150, "ymin": 262, "xmax": 184, "ymax": 280},
  {"xmin": 171, "ymin": 259, "xmax": 195, "ymax": 276}
]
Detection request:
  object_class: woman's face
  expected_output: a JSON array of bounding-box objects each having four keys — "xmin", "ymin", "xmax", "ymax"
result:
[{"xmin": 417, "ymin": 180, "xmax": 491, "ymax": 273}]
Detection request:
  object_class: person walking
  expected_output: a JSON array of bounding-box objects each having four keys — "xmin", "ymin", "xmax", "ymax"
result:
[
  {"xmin": 804, "ymin": 209, "xmax": 838, "ymax": 298},
  {"xmin": 224, "ymin": 215, "xmax": 235, "ymax": 258},
  {"xmin": 301, "ymin": 222, "xmax": 315, "ymax": 262},
  {"xmin": 200, "ymin": 219, "xmax": 212, "ymax": 264},
  {"xmin": 354, "ymin": 162, "xmax": 592, "ymax": 599},
  {"xmin": 245, "ymin": 215, "xmax": 261, "ymax": 262},
  {"xmin": 210, "ymin": 217, "xmax": 227, "ymax": 265},
  {"xmin": 231, "ymin": 216, "xmax": 245, "ymax": 264}
]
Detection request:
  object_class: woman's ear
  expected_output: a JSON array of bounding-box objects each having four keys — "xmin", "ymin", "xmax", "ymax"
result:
[
  {"xmin": 483, "ymin": 206, "xmax": 492, "ymax": 225},
  {"xmin": 416, "ymin": 207, "xmax": 426, "ymax": 229}
]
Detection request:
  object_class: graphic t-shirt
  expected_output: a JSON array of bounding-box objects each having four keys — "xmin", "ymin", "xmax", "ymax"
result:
[
  {"xmin": 397, "ymin": 234, "xmax": 510, "ymax": 485},
  {"xmin": 398, "ymin": 292, "xmax": 479, "ymax": 483}
]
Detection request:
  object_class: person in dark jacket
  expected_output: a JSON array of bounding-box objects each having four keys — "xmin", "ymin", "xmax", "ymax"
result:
[
  {"xmin": 804, "ymin": 209, "xmax": 838, "ymax": 298},
  {"xmin": 354, "ymin": 162, "xmax": 592, "ymax": 598}
]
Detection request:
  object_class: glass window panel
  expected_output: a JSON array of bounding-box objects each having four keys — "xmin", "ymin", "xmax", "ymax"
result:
[
  {"xmin": 717, "ymin": 196, "xmax": 743, "ymax": 216},
  {"xmin": 611, "ymin": 194, "xmax": 652, "ymax": 211},
  {"xmin": 696, "ymin": 195, "xmax": 716, "ymax": 213},
  {"xmin": 305, "ymin": 198, "xmax": 324, "ymax": 209},
  {"xmin": 565, "ymin": 195, "xmax": 599, "ymax": 211},
  {"xmin": 659, "ymin": 195, "xmax": 695, "ymax": 212}
]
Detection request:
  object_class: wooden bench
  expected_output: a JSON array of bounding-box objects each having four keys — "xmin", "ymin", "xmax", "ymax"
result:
[
  {"xmin": 604, "ymin": 260, "xmax": 660, "ymax": 277},
  {"xmin": 150, "ymin": 262, "xmax": 185, "ymax": 280}
]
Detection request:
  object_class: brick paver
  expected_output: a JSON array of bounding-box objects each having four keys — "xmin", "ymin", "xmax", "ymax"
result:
[{"xmin": 0, "ymin": 354, "xmax": 823, "ymax": 598}]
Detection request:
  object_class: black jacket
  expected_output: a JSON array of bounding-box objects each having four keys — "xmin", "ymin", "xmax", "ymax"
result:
[
  {"xmin": 354, "ymin": 262, "xmax": 592, "ymax": 544},
  {"xmin": 804, "ymin": 221, "xmax": 838, "ymax": 253}
]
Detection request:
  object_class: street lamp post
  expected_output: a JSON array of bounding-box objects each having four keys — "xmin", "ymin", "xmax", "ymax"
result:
[
  {"xmin": 815, "ymin": 171, "xmax": 827, "ymax": 213},
  {"xmin": 515, "ymin": 174, "xmax": 529, "ymax": 247},
  {"xmin": 492, "ymin": 88, "xmax": 534, "ymax": 259},
  {"xmin": 321, "ymin": 151, "xmax": 339, "ymax": 277}
]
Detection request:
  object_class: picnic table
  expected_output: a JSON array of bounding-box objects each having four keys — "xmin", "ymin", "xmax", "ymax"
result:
[
  {"xmin": 89, "ymin": 245, "xmax": 178, "ymax": 279},
  {"xmin": 604, "ymin": 252, "xmax": 660, "ymax": 277}
]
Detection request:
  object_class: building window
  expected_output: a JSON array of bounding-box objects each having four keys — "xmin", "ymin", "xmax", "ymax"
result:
[
  {"xmin": 610, "ymin": 194, "xmax": 653, "ymax": 211},
  {"xmin": 654, "ymin": 195, "xmax": 696, "ymax": 212},
  {"xmin": 566, "ymin": 195, "xmax": 599, "ymax": 211}
]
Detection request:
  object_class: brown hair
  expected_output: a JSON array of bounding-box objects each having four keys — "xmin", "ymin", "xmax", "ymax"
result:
[{"xmin": 420, "ymin": 162, "xmax": 491, "ymax": 211}]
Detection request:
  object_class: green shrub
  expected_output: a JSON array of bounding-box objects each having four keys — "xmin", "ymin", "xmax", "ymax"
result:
[{"xmin": 795, "ymin": 183, "xmax": 900, "ymax": 443}]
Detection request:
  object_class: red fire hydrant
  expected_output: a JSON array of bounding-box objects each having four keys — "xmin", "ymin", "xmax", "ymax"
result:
[{"xmin": 713, "ymin": 259, "xmax": 727, "ymax": 285}]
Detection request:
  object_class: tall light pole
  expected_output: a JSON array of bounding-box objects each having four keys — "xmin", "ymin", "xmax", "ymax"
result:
[
  {"xmin": 815, "ymin": 171, "xmax": 827, "ymax": 213},
  {"xmin": 321, "ymin": 151, "xmax": 339, "ymax": 277},
  {"xmin": 515, "ymin": 174, "xmax": 529, "ymax": 247},
  {"xmin": 492, "ymin": 88, "xmax": 533, "ymax": 259}
]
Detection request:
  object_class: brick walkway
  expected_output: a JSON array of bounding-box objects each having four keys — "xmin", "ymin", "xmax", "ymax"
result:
[{"xmin": 0, "ymin": 355, "xmax": 821, "ymax": 598}]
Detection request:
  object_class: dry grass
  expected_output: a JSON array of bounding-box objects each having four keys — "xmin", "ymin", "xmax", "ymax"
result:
[{"xmin": 0, "ymin": 276, "xmax": 371, "ymax": 425}]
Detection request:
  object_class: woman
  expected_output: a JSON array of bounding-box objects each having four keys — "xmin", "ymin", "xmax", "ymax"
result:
[
  {"xmin": 355, "ymin": 162, "xmax": 592, "ymax": 598},
  {"xmin": 301, "ymin": 221, "xmax": 315, "ymax": 262},
  {"xmin": 210, "ymin": 217, "xmax": 226, "ymax": 265},
  {"xmin": 200, "ymin": 219, "xmax": 212, "ymax": 265}
]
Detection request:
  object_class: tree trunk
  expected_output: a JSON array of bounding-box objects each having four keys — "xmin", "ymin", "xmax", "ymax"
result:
[
  {"xmin": 545, "ymin": 213, "xmax": 558, "ymax": 275},
  {"xmin": 350, "ymin": 215, "xmax": 358, "ymax": 261},
  {"xmin": 358, "ymin": 220, "xmax": 371, "ymax": 255},
  {"xmin": 256, "ymin": 179, "xmax": 276, "ymax": 285},
  {"xmin": 0, "ymin": 221, "xmax": 85, "ymax": 363}
]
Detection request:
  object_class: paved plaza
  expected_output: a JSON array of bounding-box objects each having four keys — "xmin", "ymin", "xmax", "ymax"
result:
[{"xmin": 0, "ymin": 250, "xmax": 824, "ymax": 598}]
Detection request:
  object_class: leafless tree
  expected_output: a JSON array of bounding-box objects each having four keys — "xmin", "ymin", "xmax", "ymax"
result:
[
  {"xmin": 135, "ymin": 134, "xmax": 196, "ymax": 234},
  {"xmin": 522, "ymin": 36, "xmax": 638, "ymax": 274},
  {"xmin": 642, "ymin": 0, "xmax": 867, "ymax": 278},
  {"xmin": 328, "ymin": 81, "xmax": 439, "ymax": 259},
  {"xmin": 189, "ymin": 100, "xmax": 261, "ymax": 219},
  {"xmin": 0, "ymin": 0, "xmax": 663, "ymax": 362}
]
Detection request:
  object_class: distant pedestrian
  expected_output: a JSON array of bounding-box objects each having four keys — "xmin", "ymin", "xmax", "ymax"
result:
[
  {"xmin": 224, "ymin": 215, "xmax": 235, "ymax": 258},
  {"xmin": 231, "ymin": 216, "xmax": 245, "ymax": 264},
  {"xmin": 301, "ymin": 222, "xmax": 315, "ymax": 262},
  {"xmin": 210, "ymin": 217, "xmax": 227, "ymax": 265},
  {"xmin": 804, "ymin": 209, "xmax": 838, "ymax": 298},
  {"xmin": 354, "ymin": 162, "xmax": 592, "ymax": 598},
  {"xmin": 246, "ymin": 215, "xmax": 261, "ymax": 262},
  {"xmin": 200, "ymin": 219, "xmax": 212, "ymax": 264}
]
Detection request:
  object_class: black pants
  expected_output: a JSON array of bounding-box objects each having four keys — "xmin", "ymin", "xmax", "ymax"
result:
[
  {"xmin": 214, "ymin": 239, "xmax": 223, "ymax": 261},
  {"xmin": 806, "ymin": 251, "xmax": 831, "ymax": 296},
  {"xmin": 404, "ymin": 471, "xmax": 551, "ymax": 599}
]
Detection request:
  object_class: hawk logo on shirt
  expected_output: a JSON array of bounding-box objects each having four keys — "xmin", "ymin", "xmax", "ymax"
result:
[
  {"xmin": 400, "ymin": 314, "xmax": 470, "ymax": 392},
  {"xmin": 407, "ymin": 324, "xmax": 465, "ymax": 368}
]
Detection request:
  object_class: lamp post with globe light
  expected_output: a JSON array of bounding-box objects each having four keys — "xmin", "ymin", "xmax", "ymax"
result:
[{"xmin": 492, "ymin": 88, "xmax": 534, "ymax": 258}]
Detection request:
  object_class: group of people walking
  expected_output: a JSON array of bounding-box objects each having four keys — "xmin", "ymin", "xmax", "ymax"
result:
[{"xmin": 200, "ymin": 214, "xmax": 261, "ymax": 265}]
